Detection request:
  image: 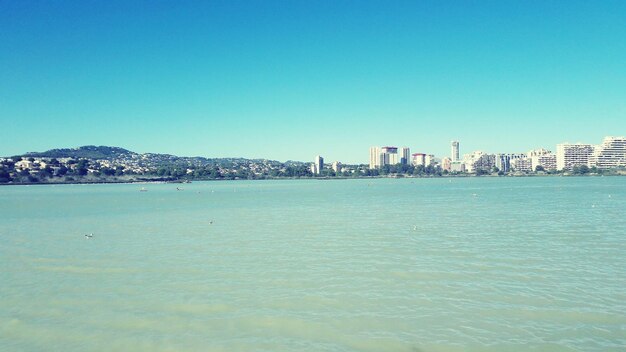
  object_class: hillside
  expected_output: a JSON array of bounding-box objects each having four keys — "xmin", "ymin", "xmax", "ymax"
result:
[{"xmin": 25, "ymin": 146, "xmax": 135, "ymax": 160}]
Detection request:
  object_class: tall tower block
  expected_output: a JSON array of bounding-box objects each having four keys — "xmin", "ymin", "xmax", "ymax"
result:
[{"xmin": 451, "ymin": 141, "xmax": 460, "ymax": 162}]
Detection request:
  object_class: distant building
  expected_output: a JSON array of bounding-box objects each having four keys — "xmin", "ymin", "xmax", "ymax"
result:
[
  {"xmin": 311, "ymin": 155, "xmax": 324, "ymax": 174},
  {"xmin": 534, "ymin": 154, "xmax": 557, "ymax": 171},
  {"xmin": 495, "ymin": 154, "xmax": 511, "ymax": 173},
  {"xmin": 369, "ymin": 146, "xmax": 382, "ymax": 169},
  {"xmin": 412, "ymin": 153, "xmax": 426, "ymax": 166},
  {"xmin": 399, "ymin": 147, "xmax": 410, "ymax": 165},
  {"xmin": 331, "ymin": 161, "xmax": 342, "ymax": 173},
  {"xmin": 527, "ymin": 148, "xmax": 555, "ymax": 171},
  {"xmin": 425, "ymin": 154, "xmax": 436, "ymax": 166},
  {"xmin": 14, "ymin": 160, "xmax": 34, "ymax": 170},
  {"xmin": 370, "ymin": 146, "xmax": 401, "ymax": 168},
  {"xmin": 450, "ymin": 161, "xmax": 465, "ymax": 173},
  {"xmin": 463, "ymin": 151, "xmax": 495, "ymax": 173},
  {"xmin": 441, "ymin": 157, "xmax": 452, "ymax": 172},
  {"xmin": 511, "ymin": 157, "xmax": 532, "ymax": 172},
  {"xmin": 556, "ymin": 143, "xmax": 595, "ymax": 170},
  {"xmin": 589, "ymin": 136, "xmax": 626, "ymax": 169},
  {"xmin": 451, "ymin": 141, "xmax": 460, "ymax": 162},
  {"xmin": 495, "ymin": 153, "xmax": 527, "ymax": 173},
  {"xmin": 381, "ymin": 146, "xmax": 399, "ymax": 165}
]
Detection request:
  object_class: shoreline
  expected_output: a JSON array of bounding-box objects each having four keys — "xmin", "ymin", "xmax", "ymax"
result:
[{"xmin": 1, "ymin": 173, "xmax": 624, "ymax": 187}]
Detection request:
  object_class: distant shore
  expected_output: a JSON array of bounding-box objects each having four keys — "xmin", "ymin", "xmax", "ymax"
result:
[{"xmin": 2, "ymin": 172, "xmax": 625, "ymax": 187}]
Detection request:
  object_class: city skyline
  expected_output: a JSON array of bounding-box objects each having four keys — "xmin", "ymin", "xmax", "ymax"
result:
[
  {"xmin": 2, "ymin": 1, "xmax": 626, "ymax": 163},
  {"xmin": 3, "ymin": 134, "xmax": 626, "ymax": 167},
  {"xmin": 364, "ymin": 135, "xmax": 625, "ymax": 171}
]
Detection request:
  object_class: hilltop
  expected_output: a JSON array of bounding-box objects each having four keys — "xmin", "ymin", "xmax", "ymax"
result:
[{"xmin": 24, "ymin": 146, "xmax": 135, "ymax": 160}]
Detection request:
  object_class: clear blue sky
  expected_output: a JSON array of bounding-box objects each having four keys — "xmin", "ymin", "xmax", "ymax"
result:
[{"xmin": 1, "ymin": 0, "xmax": 625, "ymax": 163}]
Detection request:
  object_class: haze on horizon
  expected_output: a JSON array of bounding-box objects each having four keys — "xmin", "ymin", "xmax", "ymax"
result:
[{"xmin": 1, "ymin": 0, "xmax": 625, "ymax": 164}]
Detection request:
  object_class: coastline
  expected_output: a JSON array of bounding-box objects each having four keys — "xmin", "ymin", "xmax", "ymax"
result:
[{"xmin": 2, "ymin": 172, "xmax": 624, "ymax": 187}]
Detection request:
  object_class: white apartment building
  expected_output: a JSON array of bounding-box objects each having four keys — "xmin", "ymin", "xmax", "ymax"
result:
[
  {"xmin": 331, "ymin": 161, "xmax": 342, "ymax": 173},
  {"xmin": 495, "ymin": 154, "xmax": 511, "ymax": 172},
  {"xmin": 535, "ymin": 154, "xmax": 557, "ymax": 170},
  {"xmin": 589, "ymin": 136, "xmax": 626, "ymax": 169},
  {"xmin": 527, "ymin": 148, "xmax": 555, "ymax": 171},
  {"xmin": 412, "ymin": 153, "xmax": 426, "ymax": 166},
  {"xmin": 370, "ymin": 146, "xmax": 402, "ymax": 169},
  {"xmin": 425, "ymin": 154, "xmax": 436, "ymax": 166},
  {"xmin": 451, "ymin": 141, "xmax": 460, "ymax": 162},
  {"xmin": 556, "ymin": 143, "xmax": 595, "ymax": 170},
  {"xmin": 463, "ymin": 151, "xmax": 495, "ymax": 173},
  {"xmin": 381, "ymin": 147, "xmax": 399, "ymax": 165},
  {"xmin": 450, "ymin": 161, "xmax": 465, "ymax": 173},
  {"xmin": 511, "ymin": 157, "xmax": 532, "ymax": 172},
  {"xmin": 311, "ymin": 155, "xmax": 324, "ymax": 174},
  {"xmin": 441, "ymin": 157, "xmax": 451, "ymax": 172},
  {"xmin": 369, "ymin": 146, "xmax": 381, "ymax": 169}
]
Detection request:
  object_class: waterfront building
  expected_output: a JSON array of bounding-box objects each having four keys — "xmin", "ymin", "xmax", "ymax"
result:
[
  {"xmin": 463, "ymin": 151, "xmax": 495, "ymax": 173},
  {"xmin": 534, "ymin": 154, "xmax": 557, "ymax": 170},
  {"xmin": 527, "ymin": 149, "xmax": 555, "ymax": 171},
  {"xmin": 556, "ymin": 143, "xmax": 595, "ymax": 170},
  {"xmin": 589, "ymin": 136, "xmax": 626, "ymax": 169},
  {"xmin": 495, "ymin": 154, "xmax": 511, "ymax": 173},
  {"xmin": 450, "ymin": 161, "xmax": 465, "ymax": 173},
  {"xmin": 370, "ymin": 146, "xmax": 402, "ymax": 168},
  {"xmin": 498, "ymin": 153, "xmax": 524, "ymax": 172},
  {"xmin": 451, "ymin": 141, "xmax": 460, "ymax": 162},
  {"xmin": 511, "ymin": 157, "xmax": 532, "ymax": 172},
  {"xmin": 331, "ymin": 161, "xmax": 342, "ymax": 173},
  {"xmin": 425, "ymin": 154, "xmax": 436, "ymax": 166},
  {"xmin": 399, "ymin": 147, "xmax": 410, "ymax": 165},
  {"xmin": 381, "ymin": 146, "xmax": 399, "ymax": 165},
  {"xmin": 311, "ymin": 155, "xmax": 324, "ymax": 174},
  {"xmin": 441, "ymin": 157, "xmax": 452, "ymax": 172},
  {"xmin": 412, "ymin": 153, "xmax": 426, "ymax": 166},
  {"xmin": 369, "ymin": 147, "xmax": 382, "ymax": 169}
]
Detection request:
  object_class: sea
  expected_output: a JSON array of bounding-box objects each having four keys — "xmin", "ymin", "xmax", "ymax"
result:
[{"xmin": 1, "ymin": 177, "xmax": 625, "ymax": 351}]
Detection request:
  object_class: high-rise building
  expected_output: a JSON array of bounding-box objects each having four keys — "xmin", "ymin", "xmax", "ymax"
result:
[
  {"xmin": 589, "ymin": 136, "xmax": 626, "ymax": 169},
  {"xmin": 381, "ymin": 146, "xmax": 399, "ymax": 165},
  {"xmin": 399, "ymin": 147, "xmax": 410, "ymax": 165},
  {"xmin": 556, "ymin": 143, "xmax": 595, "ymax": 170},
  {"xmin": 451, "ymin": 141, "xmax": 460, "ymax": 162},
  {"xmin": 311, "ymin": 155, "xmax": 324, "ymax": 174},
  {"xmin": 369, "ymin": 146, "xmax": 381, "ymax": 169},
  {"xmin": 331, "ymin": 161, "xmax": 342, "ymax": 173},
  {"xmin": 370, "ymin": 146, "xmax": 401, "ymax": 168}
]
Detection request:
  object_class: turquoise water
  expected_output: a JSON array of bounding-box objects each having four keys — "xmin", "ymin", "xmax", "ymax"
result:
[{"xmin": 1, "ymin": 177, "xmax": 625, "ymax": 351}]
